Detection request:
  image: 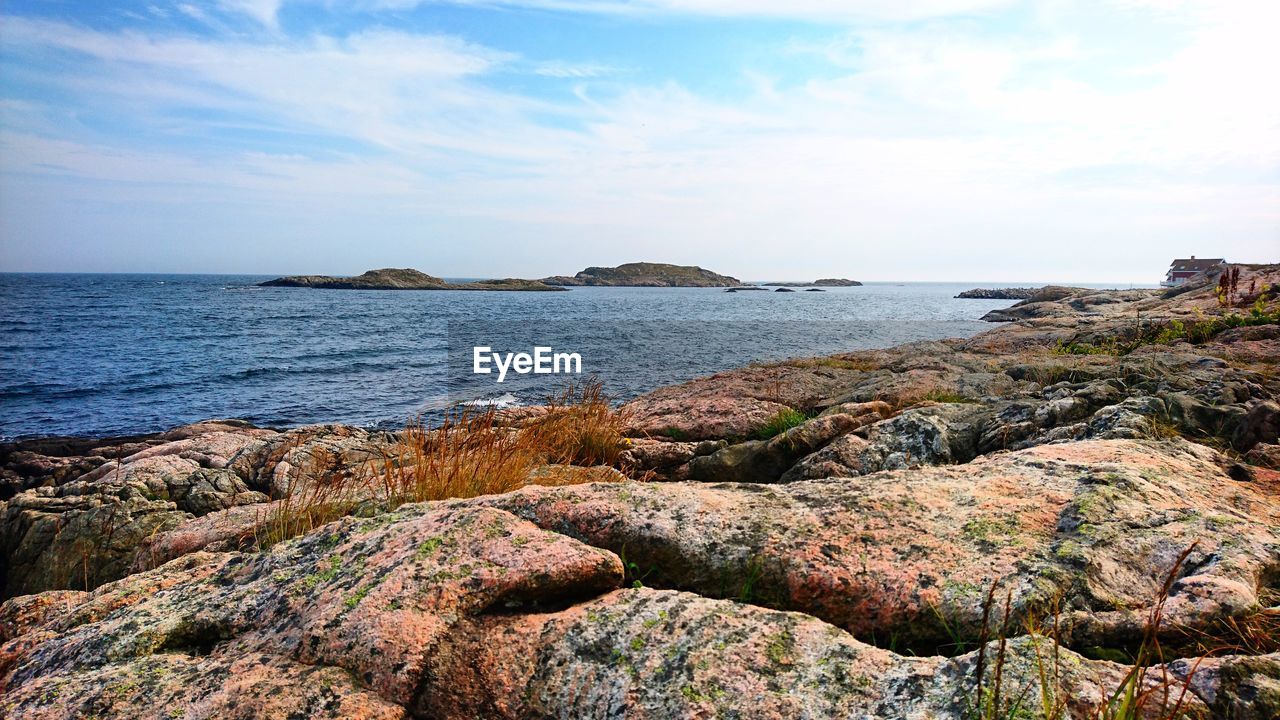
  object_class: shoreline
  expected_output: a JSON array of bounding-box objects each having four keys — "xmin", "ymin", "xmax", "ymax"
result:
[{"xmin": 2, "ymin": 265, "xmax": 1278, "ymax": 718}]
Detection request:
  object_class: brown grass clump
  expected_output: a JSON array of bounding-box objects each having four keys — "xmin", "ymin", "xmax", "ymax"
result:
[{"xmin": 257, "ymin": 380, "xmax": 630, "ymax": 547}]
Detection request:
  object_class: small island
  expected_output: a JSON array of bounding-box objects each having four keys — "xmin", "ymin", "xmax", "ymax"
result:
[
  {"xmin": 543, "ymin": 262, "xmax": 743, "ymax": 287},
  {"xmin": 260, "ymin": 268, "xmax": 565, "ymax": 291},
  {"xmin": 761, "ymin": 278, "xmax": 863, "ymax": 287},
  {"xmin": 955, "ymin": 287, "xmax": 1037, "ymax": 300}
]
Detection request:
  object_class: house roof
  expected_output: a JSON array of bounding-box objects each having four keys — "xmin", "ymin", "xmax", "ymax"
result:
[{"xmin": 1169, "ymin": 258, "xmax": 1224, "ymax": 273}]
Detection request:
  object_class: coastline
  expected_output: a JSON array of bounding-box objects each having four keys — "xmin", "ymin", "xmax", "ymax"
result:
[{"xmin": 2, "ymin": 266, "xmax": 1278, "ymax": 718}]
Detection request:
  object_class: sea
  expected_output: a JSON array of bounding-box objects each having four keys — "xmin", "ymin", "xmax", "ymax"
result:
[{"xmin": 0, "ymin": 274, "xmax": 1134, "ymax": 440}]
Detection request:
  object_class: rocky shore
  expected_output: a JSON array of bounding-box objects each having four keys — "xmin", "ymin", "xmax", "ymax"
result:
[{"xmin": 3, "ymin": 266, "xmax": 1279, "ymax": 719}]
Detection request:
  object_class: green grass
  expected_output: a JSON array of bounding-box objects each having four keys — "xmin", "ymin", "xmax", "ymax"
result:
[
  {"xmin": 1053, "ymin": 299, "xmax": 1280, "ymax": 358},
  {"xmin": 920, "ymin": 389, "xmax": 977, "ymax": 404},
  {"xmin": 754, "ymin": 408, "xmax": 809, "ymax": 440}
]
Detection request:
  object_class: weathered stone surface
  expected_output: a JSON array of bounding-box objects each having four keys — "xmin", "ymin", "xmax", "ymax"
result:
[
  {"xmin": 622, "ymin": 363, "xmax": 881, "ymax": 440},
  {"xmin": 5, "ymin": 652, "xmax": 410, "ymax": 720},
  {"xmin": 0, "ymin": 590, "xmax": 87, "ymax": 642},
  {"xmin": 687, "ymin": 411, "xmax": 870, "ymax": 483},
  {"xmin": 226, "ymin": 424, "xmax": 391, "ymax": 498},
  {"xmin": 1233, "ymin": 400, "xmax": 1280, "ymax": 451},
  {"xmin": 132, "ymin": 502, "xmax": 276, "ymax": 571},
  {"xmin": 473, "ymin": 439, "xmax": 1280, "ymax": 653},
  {"xmin": 0, "ymin": 423, "xmax": 291, "ymax": 597},
  {"xmin": 618, "ymin": 438, "xmax": 726, "ymax": 480},
  {"xmin": 0, "ymin": 487, "xmax": 192, "ymax": 597},
  {"xmin": 1246, "ymin": 442, "xmax": 1280, "ymax": 469},
  {"xmin": 1171, "ymin": 652, "xmax": 1280, "ymax": 720},
  {"xmin": 431, "ymin": 587, "xmax": 1216, "ymax": 719},
  {"xmin": 6, "ymin": 576, "xmax": 1233, "ymax": 719},
  {"xmin": 1, "ymin": 504, "xmax": 624, "ymax": 717}
]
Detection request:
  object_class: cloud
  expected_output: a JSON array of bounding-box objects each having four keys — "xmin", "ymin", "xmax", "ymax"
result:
[
  {"xmin": 357, "ymin": 0, "xmax": 1015, "ymax": 23},
  {"xmin": 218, "ymin": 0, "xmax": 284, "ymax": 27},
  {"xmin": 0, "ymin": 1, "xmax": 1276, "ymax": 277},
  {"xmin": 532, "ymin": 61, "xmax": 617, "ymax": 78}
]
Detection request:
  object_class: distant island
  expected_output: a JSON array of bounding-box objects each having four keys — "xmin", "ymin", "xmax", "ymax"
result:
[
  {"xmin": 543, "ymin": 262, "xmax": 743, "ymax": 287},
  {"xmin": 760, "ymin": 278, "xmax": 862, "ymax": 287},
  {"xmin": 955, "ymin": 287, "xmax": 1038, "ymax": 300},
  {"xmin": 260, "ymin": 268, "xmax": 565, "ymax": 291}
]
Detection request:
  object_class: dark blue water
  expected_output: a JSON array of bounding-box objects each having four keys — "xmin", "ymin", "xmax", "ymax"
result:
[{"xmin": 0, "ymin": 274, "xmax": 1033, "ymax": 439}]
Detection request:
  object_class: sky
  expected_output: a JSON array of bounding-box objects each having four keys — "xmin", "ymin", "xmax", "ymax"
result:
[{"xmin": 0, "ymin": 0, "xmax": 1276, "ymax": 282}]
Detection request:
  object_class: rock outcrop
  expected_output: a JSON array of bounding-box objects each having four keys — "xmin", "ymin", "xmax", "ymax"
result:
[
  {"xmin": 260, "ymin": 268, "xmax": 564, "ymax": 291},
  {"xmin": 473, "ymin": 439, "xmax": 1280, "ymax": 654},
  {"xmin": 956, "ymin": 287, "xmax": 1039, "ymax": 299},
  {"xmin": 542, "ymin": 262, "xmax": 743, "ymax": 287},
  {"xmin": 0, "ymin": 422, "xmax": 393, "ymax": 596},
  {"xmin": 0, "ymin": 498, "xmax": 1267, "ymax": 719},
  {"xmin": 4, "ymin": 496, "xmax": 1277, "ymax": 718}
]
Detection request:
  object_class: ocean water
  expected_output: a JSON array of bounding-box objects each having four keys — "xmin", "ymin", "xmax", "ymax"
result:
[{"xmin": 1, "ymin": 274, "xmax": 1040, "ymax": 439}]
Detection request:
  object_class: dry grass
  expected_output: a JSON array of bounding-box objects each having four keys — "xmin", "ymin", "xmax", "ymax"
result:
[
  {"xmin": 1173, "ymin": 584, "xmax": 1280, "ymax": 657},
  {"xmin": 257, "ymin": 380, "xmax": 630, "ymax": 547},
  {"xmin": 969, "ymin": 544, "xmax": 1208, "ymax": 720},
  {"xmin": 879, "ymin": 383, "xmax": 976, "ymax": 413}
]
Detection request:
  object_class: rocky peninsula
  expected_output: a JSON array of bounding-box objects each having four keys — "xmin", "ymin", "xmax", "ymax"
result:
[
  {"xmin": 3, "ymin": 266, "xmax": 1279, "ymax": 719},
  {"xmin": 261, "ymin": 267, "xmax": 565, "ymax": 291},
  {"xmin": 542, "ymin": 262, "xmax": 743, "ymax": 287},
  {"xmin": 956, "ymin": 287, "xmax": 1039, "ymax": 299}
]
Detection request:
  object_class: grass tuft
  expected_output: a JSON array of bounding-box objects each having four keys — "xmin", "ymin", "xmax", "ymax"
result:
[
  {"xmin": 754, "ymin": 408, "xmax": 809, "ymax": 440},
  {"xmin": 257, "ymin": 380, "xmax": 629, "ymax": 547},
  {"xmin": 967, "ymin": 544, "xmax": 1206, "ymax": 720}
]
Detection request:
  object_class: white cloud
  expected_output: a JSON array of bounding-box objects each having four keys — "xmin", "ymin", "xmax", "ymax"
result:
[
  {"xmin": 359, "ymin": 0, "xmax": 1015, "ymax": 22},
  {"xmin": 218, "ymin": 0, "xmax": 283, "ymax": 27},
  {"xmin": 0, "ymin": 1, "xmax": 1276, "ymax": 277}
]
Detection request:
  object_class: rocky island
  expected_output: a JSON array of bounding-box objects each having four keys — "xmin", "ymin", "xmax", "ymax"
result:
[
  {"xmin": 763, "ymin": 278, "xmax": 863, "ymax": 287},
  {"xmin": 956, "ymin": 287, "xmax": 1039, "ymax": 299},
  {"xmin": 261, "ymin": 267, "xmax": 565, "ymax": 291},
  {"xmin": 542, "ymin": 262, "xmax": 744, "ymax": 287},
  {"xmin": 2, "ymin": 265, "xmax": 1279, "ymax": 719}
]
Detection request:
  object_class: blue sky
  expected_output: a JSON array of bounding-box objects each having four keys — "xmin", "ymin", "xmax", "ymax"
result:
[{"xmin": 0, "ymin": 0, "xmax": 1276, "ymax": 281}]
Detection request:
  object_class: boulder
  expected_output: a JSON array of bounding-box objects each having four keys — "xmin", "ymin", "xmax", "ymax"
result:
[
  {"xmin": 783, "ymin": 403, "xmax": 984, "ymax": 481},
  {"xmin": 1233, "ymin": 400, "xmax": 1280, "ymax": 451},
  {"xmin": 226, "ymin": 424, "xmax": 392, "ymax": 498},
  {"xmin": 1246, "ymin": 442, "xmax": 1280, "ymax": 469},
  {"xmin": 0, "ymin": 504, "xmax": 624, "ymax": 716},
  {"xmin": 688, "ymin": 412, "xmax": 870, "ymax": 483},
  {"xmin": 473, "ymin": 440, "xmax": 1280, "ymax": 654},
  {"xmin": 618, "ymin": 438, "xmax": 725, "ymax": 480},
  {"xmin": 0, "ymin": 488, "xmax": 191, "ymax": 597}
]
